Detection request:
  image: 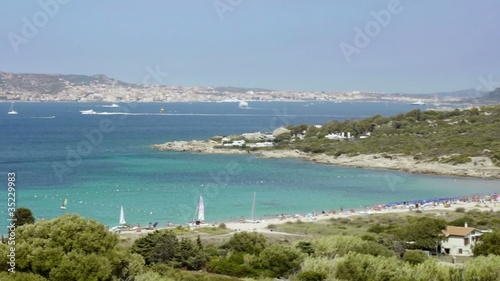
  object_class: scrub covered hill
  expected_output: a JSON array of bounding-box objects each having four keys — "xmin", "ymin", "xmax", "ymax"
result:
[{"xmin": 279, "ymin": 105, "xmax": 500, "ymax": 166}]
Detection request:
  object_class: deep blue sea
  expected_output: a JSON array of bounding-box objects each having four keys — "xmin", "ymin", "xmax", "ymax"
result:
[{"xmin": 1, "ymin": 101, "xmax": 499, "ymax": 233}]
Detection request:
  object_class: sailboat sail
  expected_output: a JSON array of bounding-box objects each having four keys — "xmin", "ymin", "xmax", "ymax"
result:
[
  {"xmin": 61, "ymin": 198, "xmax": 68, "ymax": 209},
  {"xmin": 119, "ymin": 206, "xmax": 126, "ymax": 225},
  {"xmin": 197, "ymin": 196, "xmax": 204, "ymax": 222},
  {"xmin": 8, "ymin": 102, "xmax": 18, "ymax": 115},
  {"xmin": 251, "ymin": 192, "xmax": 256, "ymax": 221},
  {"xmin": 245, "ymin": 192, "xmax": 259, "ymax": 223}
]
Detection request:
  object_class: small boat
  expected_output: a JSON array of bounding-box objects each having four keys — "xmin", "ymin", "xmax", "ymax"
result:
[
  {"xmin": 411, "ymin": 101, "xmax": 425, "ymax": 106},
  {"xmin": 61, "ymin": 198, "xmax": 68, "ymax": 210},
  {"xmin": 80, "ymin": 109, "xmax": 97, "ymax": 114},
  {"xmin": 160, "ymin": 107, "xmax": 165, "ymax": 113},
  {"xmin": 239, "ymin": 101, "xmax": 249, "ymax": 108},
  {"xmin": 8, "ymin": 102, "xmax": 18, "ymax": 115},
  {"xmin": 102, "ymin": 103, "xmax": 120, "ymax": 108}
]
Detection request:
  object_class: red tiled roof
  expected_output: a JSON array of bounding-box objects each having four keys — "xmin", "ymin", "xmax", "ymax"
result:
[{"xmin": 443, "ymin": 226, "xmax": 475, "ymax": 237}]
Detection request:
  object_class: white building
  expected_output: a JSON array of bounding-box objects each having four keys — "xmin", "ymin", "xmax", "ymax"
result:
[
  {"xmin": 441, "ymin": 224, "xmax": 485, "ymax": 256},
  {"xmin": 223, "ymin": 140, "xmax": 246, "ymax": 147}
]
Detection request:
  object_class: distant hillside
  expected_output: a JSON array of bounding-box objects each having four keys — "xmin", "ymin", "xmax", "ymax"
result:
[
  {"xmin": 0, "ymin": 71, "xmax": 137, "ymax": 95},
  {"xmin": 480, "ymin": 88, "xmax": 500, "ymax": 101}
]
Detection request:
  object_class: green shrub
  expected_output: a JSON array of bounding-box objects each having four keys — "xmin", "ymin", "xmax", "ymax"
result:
[
  {"xmin": 206, "ymin": 253, "xmax": 259, "ymax": 277},
  {"xmin": 223, "ymin": 232, "xmax": 266, "ymax": 255},
  {"xmin": 402, "ymin": 250, "xmax": 428, "ymax": 265},
  {"xmin": 367, "ymin": 223, "xmax": 385, "ymax": 233},
  {"xmin": 257, "ymin": 244, "xmax": 304, "ymax": 278},
  {"xmin": 335, "ymin": 253, "xmax": 402, "ymax": 281},
  {"xmin": 296, "ymin": 270, "xmax": 327, "ymax": 281},
  {"xmin": 463, "ymin": 255, "xmax": 500, "ymax": 280}
]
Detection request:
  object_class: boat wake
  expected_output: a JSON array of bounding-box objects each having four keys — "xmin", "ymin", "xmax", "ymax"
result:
[
  {"xmin": 29, "ymin": 116, "xmax": 56, "ymax": 119},
  {"xmin": 86, "ymin": 111, "xmax": 299, "ymax": 117}
]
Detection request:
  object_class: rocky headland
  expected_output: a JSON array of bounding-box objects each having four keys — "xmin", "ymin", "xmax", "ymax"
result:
[{"xmin": 150, "ymin": 139, "xmax": 500, "ymax": 179}]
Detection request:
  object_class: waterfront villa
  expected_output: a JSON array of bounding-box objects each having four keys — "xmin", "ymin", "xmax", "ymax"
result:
[{"xmin": 441, "ymin": 223, "xmax": 489, "ymax": 256}]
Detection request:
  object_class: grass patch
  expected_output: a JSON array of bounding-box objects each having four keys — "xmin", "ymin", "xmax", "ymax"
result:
[{"xmin": 194, "ymin": 227, "xmax": 232, "ymax": 235}]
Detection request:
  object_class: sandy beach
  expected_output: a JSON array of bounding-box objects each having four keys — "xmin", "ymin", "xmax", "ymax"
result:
[
  {"xmin": 150, "ymin": 140, "xmax": 500, "ymax": 179},
  {"xmin": 222, "ymin": 199, "xmax": 500, "ymax": 234},
  {"xmin": 118, "ymin": 196, "xmax": 500, "ymax": 239}
]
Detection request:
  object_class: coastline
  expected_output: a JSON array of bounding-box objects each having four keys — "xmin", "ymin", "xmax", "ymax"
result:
[
  {"xmin": 119, "ymin": 196, "xmax": 500, "ymax": 238},
  {"xmin": 150, "ymin": 140, "xmax": 500, "ymax": 179}
]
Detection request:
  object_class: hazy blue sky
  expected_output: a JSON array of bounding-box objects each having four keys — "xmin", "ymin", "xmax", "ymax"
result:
[{"xmin": 1, "ymin": 0, "xmax": 499, "ymax": 93}]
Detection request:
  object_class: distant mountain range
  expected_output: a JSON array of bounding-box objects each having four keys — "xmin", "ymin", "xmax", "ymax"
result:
[{"xmin": 0, "ymin": 71, "xmax": 498, "ymax": 104}]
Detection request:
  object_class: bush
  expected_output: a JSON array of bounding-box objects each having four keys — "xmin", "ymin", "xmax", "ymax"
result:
[
  {"xmin": 223, "ymin": 232, "xmax": 266, "ymax": 255},
  {"xmin": 257, "ymin": 244, "xmax": 304, "ymax": 278},
  {"xmin": 455, "ymin": 207, "xmax": 466, "ymax": 213},
  {"xmin": 299, "ymin": 257, "xmax": 337, "ymax": 280},
  {"xmin": 402, "ymin": 250, "xmax": 428, "ymax": 265},
  {"xmin": 335, "ymin": 253, "xmax": 402, "ymax": 281},
  {"xmin": 13, "ymin": 207, "xmax": 35, "ymax": 226},
  {"xmin": 367, "ymin": 223, "xmax": 386, "ymax": 233},
  {"xmin": 132, "ymin": 230, "xmax": 179, "ymax": 265},
  {"xmin": 296, "ymin": 270, "xmax": 327, "ymax": 281},
  {"xmin": 0, "ymin": 214, "xmax": 143, "ymax": 280},
  {"xmin": 462, "ymin": 255, "xmax": 500, "ymax": 280},
  {"xmin": 206, "ymin": 253, "xmax": 258, "ymax": 277},
  {"xmin": 311, "ymin": 235, "xmax": 394, "ymax": 258},
  {"xmin": 472, "ymin": 230, "xmax": 500, "ymax": 256}
]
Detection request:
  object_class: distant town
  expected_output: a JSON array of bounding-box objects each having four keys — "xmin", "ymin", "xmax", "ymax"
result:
[{"xmin": 1, "ymin": 71, "xmax": 497, "ymax": 104}]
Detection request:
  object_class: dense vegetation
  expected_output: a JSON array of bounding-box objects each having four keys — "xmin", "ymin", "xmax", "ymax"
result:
[
  {"xmin": 2, "ymin": 207, "xmax": 500, "ymax": 280},
  {"xmin": 273, "ymin": 105, "xmax": 500, "ymax": 166}
]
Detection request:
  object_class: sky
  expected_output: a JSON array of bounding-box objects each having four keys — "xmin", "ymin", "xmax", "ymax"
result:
[{"xmin": 1, "ymin": 0, "xmax": 499, "ymax": 93}]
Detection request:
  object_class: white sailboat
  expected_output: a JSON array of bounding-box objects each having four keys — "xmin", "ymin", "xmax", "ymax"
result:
[
  {"xmin": 8, "ymin": 102, "xmax": 18, "ymax": 115},
  {"xmin": 119, "ymin": 206, "xmax": 126, "ymax": 225},
  {"xmin": 61, "ymin": 198, "xmax": 68, "ymax": 210},
  {"xmin": 194, "ymin": 195, "xmax": 205, "ymax": 225},
  {"xmin": 245, "ymin": 192, "xmax": 260, "ymax": 223}
]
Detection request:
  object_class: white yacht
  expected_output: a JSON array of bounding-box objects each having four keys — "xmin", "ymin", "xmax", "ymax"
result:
[
  {"xmin": 80, "ymin": 109, "xmax": 97, "ymax": 114},
  {"xmin": 411, "ymin": 101, "xmax": 425, "ymax": 106},
  {"xmin": 239, "ymin": 100, "xmax": 249, "ymax": 108}
]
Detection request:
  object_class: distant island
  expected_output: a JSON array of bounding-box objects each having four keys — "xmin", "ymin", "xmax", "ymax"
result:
[
  {"xmin": 152, "ymin": 105, "xmax": 500, "ymax": 179},
  {"xmin": 1, "ymin": 70, "xmax": 499, "ymax": 104}
]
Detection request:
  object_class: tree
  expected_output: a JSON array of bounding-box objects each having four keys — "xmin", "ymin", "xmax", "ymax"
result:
[
  {"xmin": 0, "ymin": 214, "xmax": 143, "ymax": 280},
  {"xmin": 396, "ymin": 217, "xmax": 447, "ymax": 251},
  {"xmin": 223, "ymin": 232, "xmax": 266, "ymax": 255},
  {"xmin": 473, "ymin": 230, "xmax": 500, "ymax": 256},
  {"xmin": 257, "ymin": 244, "xmax": 304, "ymax": 278},
  {"xmin": 176, "ymin": 237, "xmax": 207, "ymax": 270},
  {"xmin": 13, "ymin": 207, "xmax": 35, "ymax": 226},
  {"xmin": 132, "ymin": 230, "xmax": 179, "ymax": 265}
]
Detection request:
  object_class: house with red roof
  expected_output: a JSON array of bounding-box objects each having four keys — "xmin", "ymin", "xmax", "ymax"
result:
[{"xmin": 441, "ymin": 223, "xmax": 490, "ymax": 256}]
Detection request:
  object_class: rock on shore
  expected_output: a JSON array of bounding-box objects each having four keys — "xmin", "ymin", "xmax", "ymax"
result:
[{"xmin": 151, "ymin": 141, "xmax": 500, "ymax": 179}]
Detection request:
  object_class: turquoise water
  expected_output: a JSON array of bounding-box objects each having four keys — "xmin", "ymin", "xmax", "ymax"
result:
[{"xmin": 1, "ymin": 102, "xmax": 499, "ymax": 233}]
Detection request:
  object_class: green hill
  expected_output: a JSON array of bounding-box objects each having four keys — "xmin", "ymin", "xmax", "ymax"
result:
[{"xmin": 277, "ymin": 105, "xmax": 500, "ymax": 166}]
